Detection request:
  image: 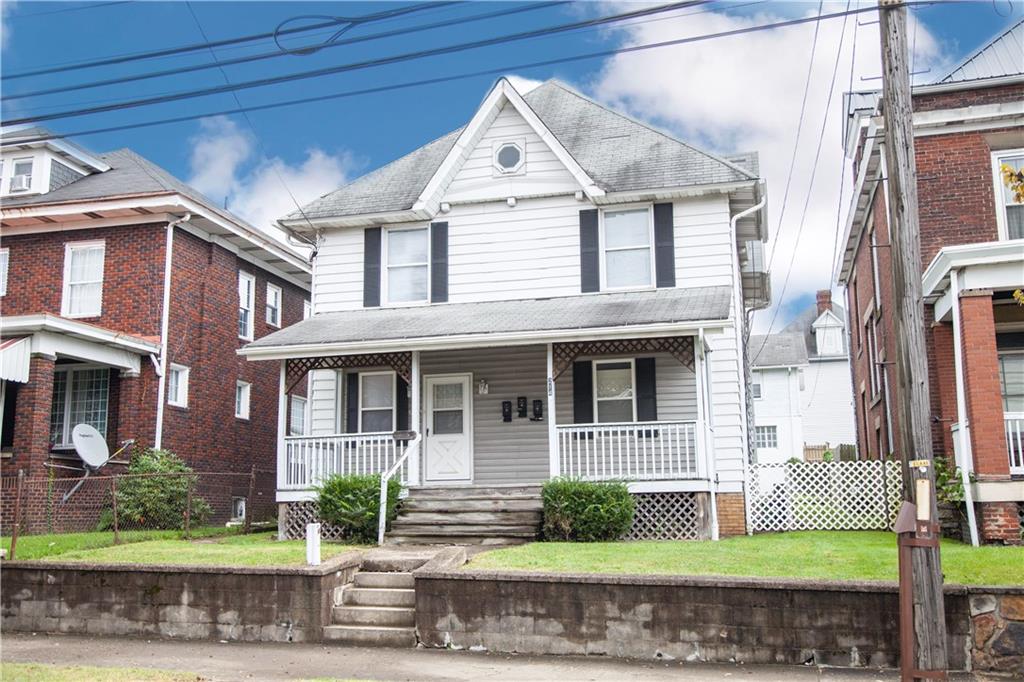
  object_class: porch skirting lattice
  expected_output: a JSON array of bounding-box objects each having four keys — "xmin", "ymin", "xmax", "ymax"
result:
[
  {"xmin": 280, "ymin": 501, "xmax": 349, "ymax": 541},
  {"xmin": 626, "ymin": 492, "xmax": 710, "ymax": 541}
]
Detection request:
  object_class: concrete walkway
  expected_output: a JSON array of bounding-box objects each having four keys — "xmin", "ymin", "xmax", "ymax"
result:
[{"xmin": 2, "ymin": 634, "xmax": 985, "ymax": 681}]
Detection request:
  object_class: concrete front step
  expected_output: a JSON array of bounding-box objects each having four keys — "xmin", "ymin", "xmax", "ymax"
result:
[
  {"xmin": 402, "ymin": 498, "xmax": 543, "ymax": 512},
  {"xmin": 388, "ymin": 534, "xmax": 530, "ymax": 546},
  {"xmin": 360, "ymin": 549, "xmax": 435, "ymax": 573},
  {"xmin": 393, "ymin": 511, "xmax": 541, "ymax": 526},
  {"xmin": 322, "ymin": 624, "xmax": 416, "ymax": 648},
  {"xmin": 342, "ymin": 587, "xmax": 416, "ymax": 608},
  {"xmin": 389, "ymin": 524, "xmax": 538, "ymax": 537},
  {"xmin": 332, "ymin": 605, "xmax": 415, "ymax": 627},
  {"xmin": 353, "ymin": 571, "xmax": 415, "ymax": 589}
]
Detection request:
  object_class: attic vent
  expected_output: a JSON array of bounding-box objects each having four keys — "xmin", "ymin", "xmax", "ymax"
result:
[{"xmin": 493, "ymin": 140, "xmax": 525, "ymax": 175}]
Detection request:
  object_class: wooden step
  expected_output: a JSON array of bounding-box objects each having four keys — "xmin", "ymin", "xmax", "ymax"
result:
[
  {"xmin": 333, "ymin": 605, "xmax": 415, "ymax": 627},
  {"xmin": 402, "ymin": 498, "xmax": 543, "ymax": 512},
  {"xmin": 393, "ymin": 511, "xmax": 541, "ymax": 526},
  {"xmin": 342, "ymin": 587, "xmax": 416, "ymax": 608},
  {"xmin": 322, "ymin": 624, "xmax": 416, "ymax": 647},
  {"xmin": 388, "ymin": 534, "xmax": 531, "ymax": 546},
  {"xmin": 406, "ymin": 486, "xmax": 541, "ymax": 499},
  {"xmin": 388, "ymin": 524, "xmax": 539, "ymax": 537},
  {"xmin": 353, "ymin": 572, "xmax": 415, "ymax": 589}
]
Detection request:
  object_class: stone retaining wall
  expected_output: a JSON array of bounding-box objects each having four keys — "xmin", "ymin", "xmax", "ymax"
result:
[
  {"xmin": 414, "ymin": 569, "xmax": 1024, "ymax": 673},
  {"xmin": 1, "ymin": 553, "xmax": 360, "ymax": 643}
]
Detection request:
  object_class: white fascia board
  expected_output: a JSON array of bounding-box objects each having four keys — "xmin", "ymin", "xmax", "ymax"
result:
[
  {"xmin": 30, "ymin": 330, "xmax": 142, "ymax": 373},
  {"xmin": 1, "ymin": 313, "xmax": 159, "ymax": 364},
  {"xmin": 238, "ymin": 319, "xmax": 730, "ymax": 361},
  {"xmin": 812, "ymin": 309, "xmax": 844, "ymax": 328},
  {"xmin": 278, "ymin": 207, "xmax": 433, "ymax": 231},
  {"xmin": 922, "ymin": 239, "xmax": 1024, "ymax": 298},
  {"xmin": 0, "ymin": 212, "xmax": 179, "ymax": 236},
  {"xmin": 594, "ymin": 180, "xmax": 758, "ymax": 205},
  {"xmin": 836, "ymin": 124, "xmax": 879, "ymax": 285}
]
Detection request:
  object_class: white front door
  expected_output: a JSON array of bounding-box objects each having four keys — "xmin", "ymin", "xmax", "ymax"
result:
[{"xmin": 423, "ymin": 374, "xmax": 473, "ymax": 482}]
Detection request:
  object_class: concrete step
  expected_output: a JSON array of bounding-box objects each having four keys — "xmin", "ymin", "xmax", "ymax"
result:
[
  {"xmin": 393, "ymin": 511, "xmax": 541, "ymax": 526},
  {"xmin": 388, "ymin": 534, "xmax": 530, "ymax": 546},
  {"xmin": 388, "ymin": 524, "xmax": 538, "ymax": 537},
  {"xmin": 406, "ymin": 486, "xmax": 541, "ymax": 499},
  {"xmin": 360, "ymin": 551, "xmax": 434, "ymax": 573},
  {"xmin": 353, "ymin": 571, "xmax": 415, "ymax": 589},
  {"xmin": 342, "ymin": 587, "xmax": 416, "ymax": 608},
  {"xmin": 402, "ymin": 498, "xmax": 543, "ymax": 512},
  {"xmin": 322, "ymin": 624, "xmax": 416, "ymax": 648},
  {"xmin": 332, "ymin": 605, "xmax": 415, "ymax": 627}
]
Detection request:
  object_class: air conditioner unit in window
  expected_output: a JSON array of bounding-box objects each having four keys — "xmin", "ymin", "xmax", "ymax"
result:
[{"xmin": 10, "ymin": 175, "xmax": 31, "ymax": 191}]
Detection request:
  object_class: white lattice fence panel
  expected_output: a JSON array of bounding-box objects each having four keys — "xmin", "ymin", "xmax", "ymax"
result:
[
  {"xmin": 626, "ymin": 492, "xmax": 708, "ymax": 540},
  {"xmin": 281, "ymin": 501, "xmax": 349, "ymax": 541},
  {"xmin": 748, "ymin": 461, "xmax": 903, "ymax": 532}
]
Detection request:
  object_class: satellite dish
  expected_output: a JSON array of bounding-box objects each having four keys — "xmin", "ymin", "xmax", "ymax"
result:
[{"xmin": 72, "ymin": 424, "xmax": 111, "ymax": 469}]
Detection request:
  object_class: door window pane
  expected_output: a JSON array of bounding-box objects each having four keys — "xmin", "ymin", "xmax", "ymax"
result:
[
  {"xmin": 433, "ymin": 410, "xmax": 464, "ymax": 434},
  {"xmin": 432, "ymin": 383, "xmax": 463, "ymax": 410}
]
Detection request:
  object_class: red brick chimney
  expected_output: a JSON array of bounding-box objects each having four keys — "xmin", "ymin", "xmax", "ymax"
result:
[{"xmin": 816, "ymin": 289, "xmax": 833, "ymax": 315}]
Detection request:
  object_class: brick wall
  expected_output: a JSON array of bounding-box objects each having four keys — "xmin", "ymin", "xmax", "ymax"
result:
[
  {"xmin": 959, "ymin": 292, "xmax": 1010, "ymax": 479},
  {"xmin": 716, "ymin": 492, "xmax": 745, "ymax": 536}
]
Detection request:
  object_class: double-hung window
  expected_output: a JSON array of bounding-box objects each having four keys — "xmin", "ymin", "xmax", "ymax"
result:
[
  {"xmin": 289, "ymin": 395, "xmax": 308, "ymax": 435},
  {"xmin": 601, "ymin": 208, "xmax": 653, "ymax": 290},
  {"xmin": 999, "ymin": 352, "xmax": 1024, "ymax": 413},
  {"xmin": 995, "ymin": 150, "xmax": 1024, "ymax": 241},
  {"xmin": 235, "ymin": 381, "xmax": 251, "ymax": 419},
  {"xmin": 49, "ymin": 366, "xmax": 110, "ymax": 448},
  {"xmin": 751, "ymin": 371, "xmax": 763, "ymax": 400},
  {"xmin": 167, "ymin": 364, "xmax": 189, "ymax": 408},
  {"xmin": 238, "ymin": 272, "xmax": 255, "ymax": 340},
  {"xmin": 385, "ymin": 227, "xmax": 428, "ymax": 304},
  {"xmin": 62, "ymin": 241, "xmax": 105, "ymax": 318},
  {"xmin": 593, "ymin": 359, "xmax": 636, "ymax": 424},
  {"xmin": 0, "ymin": 247, "xmax": 8, "ymax": 296},
  {"xmin": 266, "ymin": 283, "xmax": 282, "ymax": 327},
  {"xmin": 359, "ymin": 371, "xmax": 395, "ymax": 432},
  {"xmin": 755, "ymin": 425, "xmax": 778, "ymax": 449}
]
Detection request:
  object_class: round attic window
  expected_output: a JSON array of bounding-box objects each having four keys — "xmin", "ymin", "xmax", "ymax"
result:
[{"xmin": 494, "ymin": 142, "xmax": 524, "ymax": 173}]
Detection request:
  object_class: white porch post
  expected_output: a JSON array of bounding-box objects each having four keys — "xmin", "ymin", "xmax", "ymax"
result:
[
  {"xmin": 409, "ymin": 350, "xmax": 421, "ymax": 486},
  {"xmin": 696, "ymin": 330, "xmax": 720, "ymax": 541},
  {"xmin": 948, "ymin": 269, "xmax": 980, "ymax": 546},
  {"xmin": 547, "ymin": 343, "xmax": 559, "ymax": 478},
  {"xmin": 277, "ymin": 360, "xmax": 287, "ymax": 540}
]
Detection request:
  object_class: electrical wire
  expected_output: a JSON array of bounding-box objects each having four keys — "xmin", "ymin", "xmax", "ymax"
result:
[{"xmin": 6, "ymin": 1, "xmax": 131, "ymax": 19}]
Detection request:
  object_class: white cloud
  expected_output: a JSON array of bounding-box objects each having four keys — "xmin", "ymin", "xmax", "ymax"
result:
[
  {"xmin": 591, "ymin": 2, "xmax": 951, "ymax": 332},
  {"xmin": 187, "ymin": 116, "xmax": 354, "ymax": 242},
  {"xmin": 506, "ymin": 74, "xmax": 544, "ymax": 94}
]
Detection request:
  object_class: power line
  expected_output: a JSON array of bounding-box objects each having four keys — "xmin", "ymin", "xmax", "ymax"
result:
[
  {"xmin": 0, "ymin": 1, "xmax": 453, "ymax": 81},
  {"xmin": 11, "ymin": 1, "xmax": 937, "ymax": 145},
  {"xmin": 3, "ymin": 1, "xmax": 568, "ymax": 102},
  {"xmin": 6, "ymin": 1, "xmax": 131, "ymax": 19},
  {"xmin": 2, "ymin": 1, "xmax": 716, "ymax": 126}
]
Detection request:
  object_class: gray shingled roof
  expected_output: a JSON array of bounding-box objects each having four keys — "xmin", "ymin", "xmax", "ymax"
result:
[
  {"xmin": 287, "ymin": 79, "xmax": 757, "ymax": 221},
  {"xmin": 937, "ymin": 18, "xmax": 1023, "ymax": 84},
  {"xmin": 750, "ymin": 333, "xmax": 808, "ymax": 368},
  {"xmin": 782, "ymin": 302, "xmax": 849, "ymax": 359},
  {"xmin": 246, "ymin": 285, "xmax": 731, "ymax": 349}
]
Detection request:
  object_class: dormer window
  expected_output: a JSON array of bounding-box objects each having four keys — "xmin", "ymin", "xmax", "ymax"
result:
[
  {"xmin": 493, "ymin": 140, "xmax": 525, "ymax": 175},
  {"xmin": 10, "ymin": 158, "xmax": 33, "ymax": 192}
]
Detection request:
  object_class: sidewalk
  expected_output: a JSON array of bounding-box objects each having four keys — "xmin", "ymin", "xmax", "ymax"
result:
[{"xmin": 1, "ymin": 633, "xmax": 982, "ymax": 681}]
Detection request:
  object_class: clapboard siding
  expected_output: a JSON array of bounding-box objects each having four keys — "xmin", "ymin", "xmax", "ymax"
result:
[
  {"xmin": 420, "ymin": 345, "xmax": 550, "ymax": 485},
  {"xmin": 675, "ymin": 196, "xmax": 734, "ymax": 289},
  {"xmin": 801, "ymin": 359, "xmax": 857, "ymax": 444},
  {"xmin": 309, "ymin": 369, "xmax": 340, "ymax": 435},
  {"xmin": 705, "ymin": 318, "xmax": 748, "ymax": 492}
]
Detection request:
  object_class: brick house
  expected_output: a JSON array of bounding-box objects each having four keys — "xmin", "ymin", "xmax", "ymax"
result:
[
  {"xmin": 0, "ymin": 127, "xmax": 311, "ymax": 519},
  {"xmin": 836, "ymin": 19, "xmax": 1023, "ymax": 543}
]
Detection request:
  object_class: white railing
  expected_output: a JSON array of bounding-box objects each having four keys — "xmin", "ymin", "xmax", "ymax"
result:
[
  {"xmin": 556, "ymin": 421, "xmax": 699, "ymax": 481},
  {"xmin": 1006, "ymin": 413, "xmax": 1024, "ymax": 476},
  {"xmin": 282, "ymin": 433, "xmax": 410, "ymax": 490},
  {"xmin": 378, "ymin": 434, "xmax": 421, "ymax": 546}
]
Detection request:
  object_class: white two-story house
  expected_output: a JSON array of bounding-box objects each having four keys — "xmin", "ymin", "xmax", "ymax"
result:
[{"xmin": 240, "ymin": 78, "xmax": 769, "ymax": 543}]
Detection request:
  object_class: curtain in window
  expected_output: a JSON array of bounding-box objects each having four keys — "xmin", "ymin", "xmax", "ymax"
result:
[{"xmin": 67, "ymin": 246, "xmax": 104, "ymax": 316}]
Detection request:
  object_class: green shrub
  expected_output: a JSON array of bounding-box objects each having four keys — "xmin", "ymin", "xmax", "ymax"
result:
[
  {"xmin": 101, "ymin": 449, "xmax": 212, "ymax": 530},
  {"xmin": 316, "ymin": 474, "xmax": 402, "ymax": 543},
  {"xmin": 542, "ymin": 478, "xmax": 634, "ymax": 542}
]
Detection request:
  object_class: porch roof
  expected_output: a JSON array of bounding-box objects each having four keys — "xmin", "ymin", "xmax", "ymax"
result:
[{"xmin": 241, "ymin": 286, "xmax": 732, "ymax": 358}]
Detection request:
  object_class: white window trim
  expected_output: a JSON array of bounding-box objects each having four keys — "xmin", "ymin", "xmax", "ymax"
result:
[
  {"xmin": 998, "ymin": 349, "xmax": 1024, "ymax": 411},
  {"xmin": 592, "ymin": 358, "xmax": 638, "ymax": 424},
  {"xmin": 0, "ymin": 247, "xmax": 8, "ymax": 297},
  {"xmin": 238, "ymin": 271, "xmax": 255, "ymax": 341},
  {"xmin": 289, "ymin": 395, "xmax": 309, "ymax": 436},
  {"xmin": 358, "ymin": 370, "xmax": 396, "ymax": 433},
  {"xmin": 598, "ymin": 205, "xmax": 656, "ymax": 292},
  {"xmin": 265, "ymin": 282, "xmax": 282, "ymax": 328},
  {"xmin": 492, "ymin": 138, "xmax": 526, "ymax": 176},
  {"xmin": 167, "ymin": 364, "xmax": 190, "ymax": 408},
  {"xmin": 61, "ymin": 239, "xmax": 105, "ymax": 318},
  {"xmin": 235, "ymin": 380, "xmax": 251, "ymax": 420},
  {"xmin": 303, "ymin": 299, "xmax": 312, "ymax": 319},
  {"xmin": 50, "ymin": 363, "xmax": 110, "ymax": 449},
  {"xmin": 9, "ymin": 157, "xmax": 34, "ymax": 193},
  {"xmin": 382, "ymin": 226, "xmax": 430, "ymax": 307},
  {"xmin": 991, "ymin": 148, "xmax": 1024, "ymax": 242},
  {"xmin": 751, "ymin": 371, "xmax": 763, "ymax": 400}
]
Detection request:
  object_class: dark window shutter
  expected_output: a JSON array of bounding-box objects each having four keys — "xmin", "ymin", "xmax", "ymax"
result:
[
  {"xmin": 653, "ymin": 203, "xmax": 675, "ymax": 288},
  {"xmin": 430, "ymin": 221, "xmax": 448, "ymax": 303},
  {"xmin": 636, "ymin": 357, "xmax": 658, "ymax": 422},
  {"xmin": 579, "ymin": 209, "xmax": 600, "ymax": 293},
  {"xmin": 396, "ymin": 376, "xmax": 410, "ymax": 432},
  {"xmin": 363, "ymin": 227, "xmax": 382, "ymax": 308},
  {"xmin": 572, "ymin": 360, "xmax": 594, "ymax": 424},
  {"xmin": 345, "ymin": 372, "xmax": 359, "ymax": 433}
]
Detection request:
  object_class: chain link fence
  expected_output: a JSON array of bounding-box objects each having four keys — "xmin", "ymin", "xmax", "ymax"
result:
[{"xmin": 2, "ymin": 469, "xmax": 275, "ymax": 559}]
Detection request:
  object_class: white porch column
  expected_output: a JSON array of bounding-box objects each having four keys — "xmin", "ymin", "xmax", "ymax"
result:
[
  {"xmin": 409, "ymin": 350, "xmax": 421, "ymax": 486},
  {"xmin": 547, "ymin": 343, "xmax": 558, "ymax": 478},
  {"xmin": 277, "ymin": 360, "xmax": 288, "ymax": 540},
  {"xmin": 948, "ymin": 269, "xmax": 979, "ymax": 546},
  {"xmin": 696, "ymin": 331, "xmax": 720, "ymax": 541}
]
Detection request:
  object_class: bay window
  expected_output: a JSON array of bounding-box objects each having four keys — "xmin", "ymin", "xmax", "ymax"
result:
[
  {"xmin": 359, "ymin": 371, "xmax": 395, "ymax": 432},
  {"xmin": 593, "ymin": 359, "xmax": 636, "ymax": 423},
  {"xmin": 49, "ymin": 366, "xmax": 110, "ymax": 448},
  {"xmin": 62, "ymin": 241, "xmax": 105, "ymax": 318},
  {"xmin": 385, "ymin": 227, "xmax": 428, "ymax": 304},
  {"xmin": 601, "ymin": 208, "xmax": 653, "ymax": 290}
]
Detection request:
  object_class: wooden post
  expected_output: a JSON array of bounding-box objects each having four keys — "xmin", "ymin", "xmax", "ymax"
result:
[
  {"xmin": 111, "ymin": 476, "xmax": 120, "ymax": 545},
  {"xmin": 9, "ymin": 470, "xmax": 24, "ymax": 560},
  {"xmin": 877, "ymin": 0, "xmax": 947, "ymax": 676},
  {"xmin": 245, "ymin": 466, "xmax": 256, "ymax": 534},
  {"xmin": 184, "ymin": 476, "xmax": 193, "ymax": 539}
]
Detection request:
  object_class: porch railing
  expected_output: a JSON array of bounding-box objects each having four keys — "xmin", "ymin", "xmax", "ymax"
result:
[
  {"xmin": 556, "ymin": 420, "xmax": 700, "ymax": 481},
  {"xmin": 282, "ymin": 433, "xmax": 410, "ymax": 490},
  {"xmin": 1006, "ymin": 412, "xmax": 1024, "ymax": 476}
]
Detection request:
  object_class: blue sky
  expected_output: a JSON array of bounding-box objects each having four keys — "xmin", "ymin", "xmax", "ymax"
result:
[{"xmin": 2, "ymin": 0, "xmax": 1020, "ymax": 329}]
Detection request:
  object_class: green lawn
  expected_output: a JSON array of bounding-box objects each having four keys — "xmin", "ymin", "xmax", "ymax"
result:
[
  {"xmin": 2, "ymin": 526, "xmax": 236, "ymax": 561},
  {"xmin": 467, "ymin": 531, "xmax": 1024, "ymax": 586},
  {"xmin": 1, "ymin": 662, "xmax": 202, "ymax": 682}
]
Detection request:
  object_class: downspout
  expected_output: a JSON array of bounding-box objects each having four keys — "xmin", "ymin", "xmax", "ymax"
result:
[
  {"xmin": 698, "ymin": 328, "xmax": 720, "ymax": 540},
  {"xmin": 730, "ymin": 186, "xmax": 767, "ymax": 536},
  {"xmin": 948, "ymin": 268, "xmax": 980, "ymax": 546},
  {"xmin": 153, "ymin": 213, "xmax": 190, "ymax": 450}
]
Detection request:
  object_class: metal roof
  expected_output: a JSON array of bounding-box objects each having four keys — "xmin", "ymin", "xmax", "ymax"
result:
[
  {"xmin": 937, "ymin": 18, "xmax": 1023, "ymax": 84},
  {"xmin": 286, "ymin": 79, "xmax": 758, "ymax": 222},
  {"xmin": 749, "ymin": 332, "xmax": 809, "ymax": 368},
  {"xmin": 244, "ymin": 285, "xmax": 732, "ymax": 352}
]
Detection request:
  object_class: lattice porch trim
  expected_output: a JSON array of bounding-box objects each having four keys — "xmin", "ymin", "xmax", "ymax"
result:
[
  {"xmin": 286, "ymin": 352, "xmax": 412, "ymax": 392},
  {"xmin": 552, "ymin": 336, "xmax": 695, "ymax": 378},
  {"xmin": 626, "ymin": 492, "xmax": 709, "ymax": 540}
]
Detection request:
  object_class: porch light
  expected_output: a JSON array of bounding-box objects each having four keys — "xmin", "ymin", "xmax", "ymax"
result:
[{"xmin": 478, "ymin": 378, "xmax": 489, "ymax": 395}]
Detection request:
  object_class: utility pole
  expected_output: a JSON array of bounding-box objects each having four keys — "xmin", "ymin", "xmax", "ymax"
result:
[{"xmin": 877, "ymin": 0, "xmax": 947, "ymax": 678}]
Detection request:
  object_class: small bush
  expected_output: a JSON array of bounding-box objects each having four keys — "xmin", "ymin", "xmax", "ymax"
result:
[
  {"xmin": 317, "ymin": 474, "xmax": 402, "ymax": 543},
  {"xmin": 102, "ymin": 449, "xmax": 212, "ymax": 530},
  {"xmin": 542, "ymin": 478, "xmax": 634, "ymax": 542}
]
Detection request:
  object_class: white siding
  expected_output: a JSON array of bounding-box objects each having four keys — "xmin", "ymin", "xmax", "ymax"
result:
[
  {"xmin": 308, "ymin": 369, "xmax": 340, "ymax": 435},
  {"xmin": 705, "ymin": 321, "xmax": 748, "ymax": 492},
  {"xmin": 675, "ymin": 195, "xmax": 734, "ymax": 289},
  {"xmin": 751, "ymin": 366, "xmax": 804, "ymax": 463},
  {"xmin": 801, "ymin": 358, "xmax": 857, "ymax": 445}
]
